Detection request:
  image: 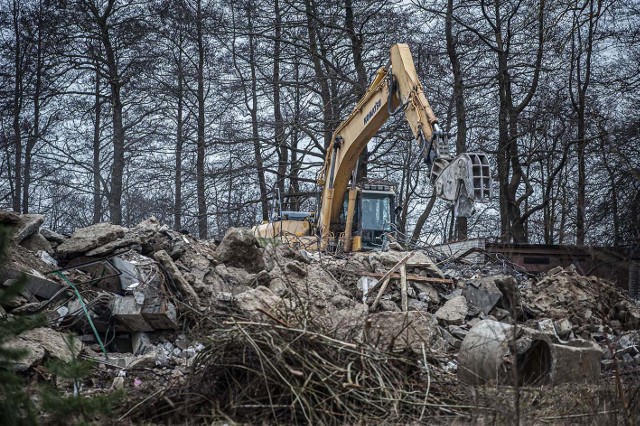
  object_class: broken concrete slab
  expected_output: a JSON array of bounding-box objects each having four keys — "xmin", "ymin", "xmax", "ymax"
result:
[
  {"xmin": 40, "ymin": 227, "xmax": 66, "ymax": 244},
  {"xmin": 234, "ymin": 286, "xmax": 282, "ymax": 316},
  {"xmin": 132, "ymin": 332, "xmax": 154, "ymax": 355},
  {"xmin": 85, "ymin": 234, "xmax": 143, "ymax": 257},
  {"xmin": 550, "ymin": 340, "xmax": 602, "ymax": 385},
  {"xmin": 435, "ymin": 295, "xmax": 468, "ymax": 325},
  {"xmin": 214, "ymin": 227, "xmax": 265, "ymax": 273},
  {"xmin": 538, "ymin": 318, "xmax": 557, "ymax": 336},
  {"xmin": 408, "ymin": 299, "xmax": 429, "ymax": 311},
  {"xmin": 367, "ymin": 251, "xmax": 444, "ymax": 278},
  {"xmin": 142, "ymin": 299, "xmax": 178, "ymax": 331},
  {"xmin": 366, "ymin": 311, "xmax": 443, "ymax": 354},
  {"xmin": 5, "ymin": 327, "xmax": 81, "ymax": 372},
  {"xmin": 493, "ymin": 275, "xmax": 520, "ymax": 314},
  {"xmin": 442, "ymin": 327, "xmax": 463, "ymax": 350},
  {"xmin": 448, "ymin": 325, "xmax": 468, "ymax": 340},
  {"xmin": 318, "ymin": 304, "xmax": 367, "ymax": 341},
  {"xmin": 56, "ymin": 222, "xmax": 127, "ymax": 258},
  {"xmin": 380, "ymin": 299, "xmax": 401, "ymax": 312},
  {"xmin": 0, "ymin": 210, "xmax": 20, "ymax": 224},
  {"xmin": 112, "ymin": 295, "xmax": 154, "ymax": 332},
  {"xmin": 412, "ymin": 282, "xmax": 439, "ymax": 304},
  {"xmin": 10, "ymin": 214, "xmax": 45, "ymax": 243},
  {"xmin": 214, "ymin": 264, "xmax": 253, "ymax": 286},
  {"xmin": 19, "ymin": 232, "xmax": 53, "ymax": 254},
  {"xmin": 9, "ymin": 270, "xmax": 62, "ymax": 299},
  {"xmin": 554, "ymin": 318, "xmax": 573, "ymax": 340},
  {"xmin": 465, "ymin": 276, "xmax": 503, "ymax": 315},
  {"xmin": 154, "ymin": 249, "xmax": 200, "ymax": 305}
]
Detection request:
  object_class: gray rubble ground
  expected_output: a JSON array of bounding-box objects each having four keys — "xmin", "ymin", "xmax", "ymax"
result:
[{"xmin": 1, "ymin": 212, "xmax": 639, "ymax": 393}]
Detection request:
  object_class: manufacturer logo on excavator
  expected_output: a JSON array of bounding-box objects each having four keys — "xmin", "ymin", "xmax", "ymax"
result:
[{"xmin": 363, "ymin": 99, "xmax": 381, "ymax": 125}]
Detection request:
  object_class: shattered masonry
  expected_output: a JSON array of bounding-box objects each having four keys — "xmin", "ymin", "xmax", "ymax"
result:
[{"xmin": 1, "ymin": 211, "xmax": 640, "ymax": 411}]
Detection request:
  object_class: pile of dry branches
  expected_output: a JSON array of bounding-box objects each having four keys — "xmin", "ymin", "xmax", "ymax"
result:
[{"xmin": 125, "ymin": 307, "xmax": 473, "ymax": 424}]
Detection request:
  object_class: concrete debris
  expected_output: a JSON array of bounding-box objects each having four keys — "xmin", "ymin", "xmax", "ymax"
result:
[
  {"xmin": 458, "ymin": 320, "xmax": 602, "ymax": 386},
  {"xmin": 435, "ymin": 295, "xmax": 468, "ymax": 325},
  {"xmin": 56, "ymin": 222, "xmax": 127, "ymax": 258},
  {"xmin": 214, "ymin": 227, "xmax": 264, "ymax": 273},
  {"xmin": 366, "ymin": 311, "xmax": 443, "ymax": 354},
  {"xmin": 413, "ymin": 282, "xmax": 439, "ymax": 304},
  {"xmin": 0, "ymin": 209, "xmax": 20, "ymax": 224},
  {"xmin": 20, "ymin": 231, "xmax": 53, "ymax": 254},
  {"xmin": 1, "ymin": 210, "xmax": 638, "ymax": 396},
  {"xmin": 5, "ymin": 327, "xmax": 80, "ymax": 372},
  {"xmin": 154, "ymin": 249, "xmax": 201, "ymax": 306},
  {"xmin": 522, "ymin": 266, "xmax": 640, "ymax": 333},
  {"xmin": 10, "ymin": 213, "xmax": 45, "ymax": 244},
  {"xmin": 85, "ymin": 234, "xmax": 142, "ymax": 257},
  {"xmin": 234, "ymin": 286, "xmax": 283, "ymax": 317},
  {"xmin": 464, "ymin": 275, "xmax": 503, "ymax": 315},
  {"xmin": 40, "ymin": 227, "xmax": 67, "ymax": 244}
]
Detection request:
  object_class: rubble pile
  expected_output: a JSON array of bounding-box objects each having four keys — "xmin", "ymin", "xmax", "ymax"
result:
[
  {"xmin": 522, "ymin": 265, "xmax": 640, "ymax": 334},
  {"xmin": 0, "ymin": 211, "xmax": 639, "ymax": 423}
]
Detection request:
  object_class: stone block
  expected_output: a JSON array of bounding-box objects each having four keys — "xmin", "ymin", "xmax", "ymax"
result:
[
  {"xmin": 435, "ymin": 295, "xmax": 468, "ymax": 325},
  {"xmin": 111, "ymin": 295, "xmax": 154, "ymax": 332}
]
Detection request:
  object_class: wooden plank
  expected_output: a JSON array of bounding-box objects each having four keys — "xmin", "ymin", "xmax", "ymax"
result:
[
  {"xmin": 366, "ymin": 252, "xmax": 415, "ymax": 296},
  {"xmin": 369, "ymin": 276, "xmax": 391, "ymax": 312},
  {"xmin": 368, "ymin": 253, "xmax": 414, "ymax": 311},
  {"xmin": 360, "ymin": 271, "xmax": 453, "ymax": 285}
]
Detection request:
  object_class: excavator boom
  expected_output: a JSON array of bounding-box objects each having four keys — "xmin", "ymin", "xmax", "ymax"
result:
[{"xmin": 317, "ymin": 43, "xmax": 490, "ymax": 250}]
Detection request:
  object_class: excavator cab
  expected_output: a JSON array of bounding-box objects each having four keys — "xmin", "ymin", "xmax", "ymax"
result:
[{"xmin": 338, "ymin": 181, "xmax": 396, "ymax": 251}]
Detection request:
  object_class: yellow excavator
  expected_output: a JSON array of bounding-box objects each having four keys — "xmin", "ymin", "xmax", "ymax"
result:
[{"xmin": 254, "ymin": 44, "xmax": 491, "ymax": 252}]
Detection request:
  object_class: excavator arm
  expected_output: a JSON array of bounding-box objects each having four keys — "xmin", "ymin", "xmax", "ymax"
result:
[{"xmin": 317, "ymin": 43, "xmax": 490, "ymax": 250}]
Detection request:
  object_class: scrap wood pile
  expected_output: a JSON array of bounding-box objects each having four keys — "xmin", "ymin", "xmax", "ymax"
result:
[{"xmin": 0, "ymin": 210, "xmax": 639, "ymax": 423}]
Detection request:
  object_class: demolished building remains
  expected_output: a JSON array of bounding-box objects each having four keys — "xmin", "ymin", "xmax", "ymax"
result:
[{"xmin": 0, "ymin": 211, "xmax": 639, "ymax": 423}]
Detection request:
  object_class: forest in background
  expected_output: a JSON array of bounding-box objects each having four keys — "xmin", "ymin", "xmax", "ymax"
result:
[{"xmin": 0, "ymin": 0, "xmax": 638, "ymax": 249}]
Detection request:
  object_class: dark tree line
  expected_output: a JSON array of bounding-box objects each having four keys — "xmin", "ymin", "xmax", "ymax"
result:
[{"xmin": 0, "ymin": 0, "xmax": 638, "ymax": 250}]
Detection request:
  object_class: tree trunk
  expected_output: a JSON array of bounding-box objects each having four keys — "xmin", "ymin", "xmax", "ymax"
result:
[
  {"xmin": 23, "ymin": 35, "xmax": 41, "ymax": 214},
  {"xmin": 572, "ymin": 0, "xmax": 601, "ymax": 245},
  {"xmin": 174, "ymin": 32, "xmax": 184, "ymax": 231},
  {"xmin": 273, "ymin": 0, "xmax": 287, "ymax": 207},
  {"xmin": 445, "ymin": 0, "xmax": 468, "ymax": 240},
  {"xmin": 92, "ymin": 54, "xmax": 103, "ymax": 223},
  {"xmin": 344, "ymin": 0, "xmax": 369, "ymax": 182},
  {"xmin": 105, "ymin": 55, "xmax": 124, "ymax": 224},
  {"xmin": 246, "ymin": 3, "xmax": 269, "ymax": 220},
  {"xmin": 96, "ymin": 6, "xmax": 125, "ymax": 225},
  {"xmin": 196, "ymin": 0, "xmax": 208, "ymax": 237},
  {"xmin": 12, "ymin": 0, "xmax": 22, "ymax": 213},
  {"xmin": 493, "ymin": 0, "xmax": 545, "ymax": 243},
  {"xmin": 287, "ymin": 62, "xmax": 302, "ymax": 211},
  {"xmin": 304, "ymin": 0, "xmax": 333, "ymax": 149}
]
